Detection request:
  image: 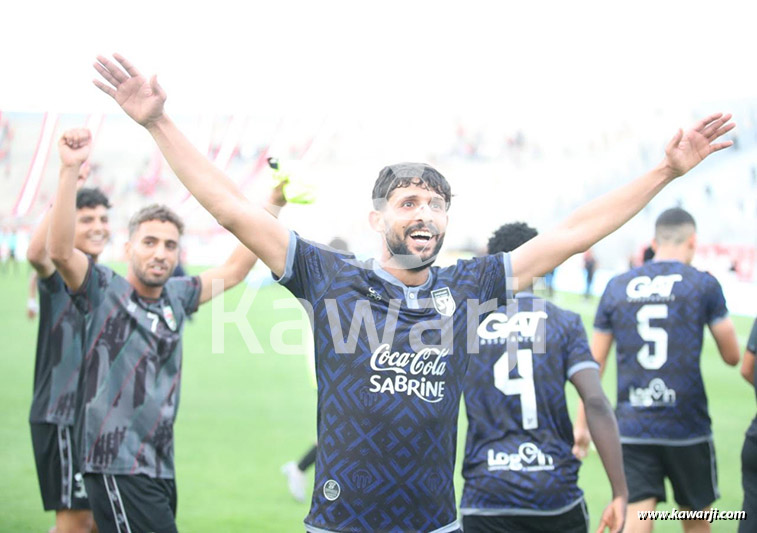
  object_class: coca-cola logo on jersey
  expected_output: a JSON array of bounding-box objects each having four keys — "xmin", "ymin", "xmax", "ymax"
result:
[{"xmin": 368, "ymin": 343, "xmax": 448, "ymax": 403}]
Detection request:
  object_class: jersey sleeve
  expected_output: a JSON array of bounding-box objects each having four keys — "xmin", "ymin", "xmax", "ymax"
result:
[
  {"xmin": 564, "ymin": 312, "xmax": 599, "ymax": 379},
  {"xmin": 593, "ymin": 280, "xmax": 615, "ymax": 333},
  {"xmin": 37, "ymin": 270, "xmax": 64, "ymax": 296},
  {"xmin": 747, "ymin": 318, "xmax": 757, "ymax": 354},
  {"xmin": 275, "ymin": 231, "xmax": 346, "ymax": 303},
  {"xmin": 166, "ymin": 275, "xmax": 202, "ymax": 316},
  {"xmin": 470, "ymin": 252, "xmax": 513, "ymax": 303},
  {"xmin": 702, "ymin": 273, "xmax": 728, "ymax": 326},
  {"xmin": 68, "ymin": 257, "xmax": 115, "ymax": 315}
]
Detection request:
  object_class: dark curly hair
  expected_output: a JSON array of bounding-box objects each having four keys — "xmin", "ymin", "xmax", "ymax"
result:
[
  {"xmin": 487, "ymin": 222, "xmax": 538, "ymax": 254},
  {"xmin": 76, "ymin": 187, "xmax": 111, "ymax": 210},
  {"xmin": 371, "ymin": 163, "xmax": 452, "ymax": 210}
]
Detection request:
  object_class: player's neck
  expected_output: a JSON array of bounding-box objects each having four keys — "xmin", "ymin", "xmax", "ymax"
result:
[
  {"xmin": 652, "ymin": 247, "xmax": 689, "ymax": 264},
  {"xmin": 378, "ymin": 260, "xmax": 430, "ymax": 287}
]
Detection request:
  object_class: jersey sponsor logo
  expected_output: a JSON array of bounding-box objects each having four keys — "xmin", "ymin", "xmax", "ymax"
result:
[
  {"xmin": 162, "ymin": 304, "xmax": 177, "ymax": 331},
  {"xmin": 323, "ymin": 479, "xmax": 341, "ymax": 501},
  {"xmin": 626, "ymin": 274, "xmax": 683, "ymax": 300},
  {"xmin": 487, "ymin": 442, "xmax": 555, "ymax": 472},
  {"xmin": 368, "ymin": 343, "xmax": 448, "ymax": 403},
  {"xmin": 629, "ymin": 377, "xmax": 676, "ymax": 407},
  {"xmin": 477, "ymin": 311, "xmax": 548, "ymax": 342},
  {"xmin": 431, "ymin": 287, "xmax": 456, "ymax": 316}
]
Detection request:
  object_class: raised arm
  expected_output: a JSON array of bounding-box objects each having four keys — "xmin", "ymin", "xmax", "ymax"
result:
[
  {"xmin": 509, "ymin": 114, "xmax": 734, "ymax": 290},
  {"xmin": 197, "ymin": 182, "xmax": 288, "ymax": 304},
  {"xmin": 47, "ymin": 129, "xmax": 91, "ymax": 291},
  {"xmin": 571, "ymin": 369, "xmax": 627, "ymax": 533},
  {"xmin": 93, "ymin": 54, "xmax": 290, "ymax": 276},
  {"xmin": 26, "ymin": 210, "xmax": 56, "ymax": 278}
]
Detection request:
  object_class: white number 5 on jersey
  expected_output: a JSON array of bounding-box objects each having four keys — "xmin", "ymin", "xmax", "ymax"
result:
[{"xmin": 636, "ymin": 304, "xmax": 668, "ymax": 370}]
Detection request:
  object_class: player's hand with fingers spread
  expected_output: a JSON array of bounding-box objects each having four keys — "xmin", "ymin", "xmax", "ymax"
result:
[
  {"xmin": 662, "ymin": 112, "xmax": 735, "ymax": 179},
  {"xmin": 93, "ymin": 53, "xmax": 167, "ymax": 128},
  {"xmin": 596, "ymin": 496, "xmax": 626, "ymax": 533},
  {"xmin": 59, "ymin": 128, "xmax": 92, "ymax": 169}
]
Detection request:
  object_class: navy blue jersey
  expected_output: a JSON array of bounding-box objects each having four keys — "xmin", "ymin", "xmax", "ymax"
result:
[
  {"xmin": 29, "ymin": 271, "xmax": 86, "ymax": 424},
  {"xmin": 70, "ymin": 260, "xmax": 201, "ymax": 478},
  {"xmin": 278, "ymin": 233, "xmax": 511, "ymax": 533},
  {"xmin": 460, "ymin": 293, "xmax": 598, "ymax": 515},
  {"xmin": 594, "ymin": 260, "xmax": 728, "ymax": 444},
  {"xmin": 746, "ymin": 318, "xmax": 757, "ymax": 439}
]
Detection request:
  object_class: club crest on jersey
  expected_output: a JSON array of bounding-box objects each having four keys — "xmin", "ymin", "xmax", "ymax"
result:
[
  {"xmin": 162, "ymin": 304, "xmax": 177, "ymax": 331},
  {"xmin": 431, "ymin": 287, "xmax": 456, "ymax": 316}
]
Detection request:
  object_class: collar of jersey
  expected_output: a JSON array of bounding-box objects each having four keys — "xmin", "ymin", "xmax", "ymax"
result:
[{"xmin": 371, "ymin": 260, "xmax": 436, "ymax": 291}]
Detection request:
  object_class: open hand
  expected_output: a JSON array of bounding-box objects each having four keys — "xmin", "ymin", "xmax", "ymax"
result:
[
  {"xmin": 596, "ymin": 496, "xmax": 626, "ymax": 533},
  {"xmin": 664, "ymin": 113, "xmax": 735, "ymax": 178},
  {"xmin": 93, "ymin": 54, "xmax": 166, "ymax": 128}
]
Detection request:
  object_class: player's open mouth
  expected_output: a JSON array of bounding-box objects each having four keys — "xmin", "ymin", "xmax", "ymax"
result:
[
  {"xmin": 148, "ymin": 265, "xmax": 167, "ymax": 275},
  {"xmin": 408, "ymin": 229, "xmax": 434, "ymax": 245}
]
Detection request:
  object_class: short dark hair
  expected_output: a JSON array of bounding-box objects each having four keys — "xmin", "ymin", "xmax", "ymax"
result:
[
  {"xmin": 76, "ymin": 187, "xmax": 111, "ymax": 210},
  {"xmin": 487, "ymin": 222, "xmax": 538, "ymax": 254},
  {"xmin": 372, "ymin": 163, "xmax": 452, "ymax": 210},
  {"xmin": 654, "ymin": 208, "xmax": 696, "ymax": 245},
  {"xmin": 128, "ymin": 204, "xmax": 184, "ymax": 237}
]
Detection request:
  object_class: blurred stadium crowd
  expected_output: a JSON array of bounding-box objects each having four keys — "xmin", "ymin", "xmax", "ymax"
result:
[{"xmin": 0, "ymin": 105, "xmax": 755, "ymax": 310}]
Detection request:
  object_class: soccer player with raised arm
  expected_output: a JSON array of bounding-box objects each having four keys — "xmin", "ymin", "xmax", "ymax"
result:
[
  {"xmin": 461, "ymin": 222, "xmax": 627, "ymax": 533},
  {"xmin": 739, "ymin": 317, "xmax": 757, "ymax": 533},
  {"xmin": 574, "ymin": 208, "xmax": 740, "ymax": 533},
  {"xmin": 46, "ymin": 128, "xmax": 287, "ymax": 533},
  {"xmin": 93, "ymin": 53, "xmax": 733, "ymax": 533},
  {"xmin": 27, "ymin": 132, "xmax": 109, "ymax": 533}
]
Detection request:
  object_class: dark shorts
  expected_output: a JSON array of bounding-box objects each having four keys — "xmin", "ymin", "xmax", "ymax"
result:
[
  {"xmin": 30, "ymin": 422, "xmax": 90, "ymax": 511},
  {"xmin": 84, "ymin": 473, "xmax": 178, "ymax": 533},
  {"xmin": 462, "ymin": 500, "xmax": 588, "ymax": 533},
  {"xmin": 740, "ymin": 435, "xmax": 757, "ymax": 533},
  {"xmin": 623, "ymin": 441, "xmax": 719, "ymax": 510}
]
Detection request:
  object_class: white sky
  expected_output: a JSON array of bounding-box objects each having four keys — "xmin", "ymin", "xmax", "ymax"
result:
[{"xmin": 2, "ymin": 0, "xmax": 756, "ymax": 126}]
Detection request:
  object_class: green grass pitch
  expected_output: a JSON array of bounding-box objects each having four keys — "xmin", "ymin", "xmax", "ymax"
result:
[{"xmin": 0, "ymin": 264, "xmax": 753, "ymax": 532}]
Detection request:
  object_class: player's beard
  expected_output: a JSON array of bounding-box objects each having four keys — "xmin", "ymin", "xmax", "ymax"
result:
[
  {"xmin": 132, "ymin": 258, "xmax": 172, "ymax": 288},
  {"xmin": 385, "ymin": 224, "xmax": 445, "ymax": 272}
]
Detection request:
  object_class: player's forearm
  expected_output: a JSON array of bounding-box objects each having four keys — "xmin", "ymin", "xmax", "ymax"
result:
[
  {"xmin": 27, "ymin": 209, "xmax": 51, "ymax": 263},
  {"xmin": 47, "ymin": 165, "xmax": 80, "ymax": 263},
  {"xmin": 556, "ymin": 162, "xmax": 673, "ymax": 256},
  {"xmin": 145, "ymin": 115, "xmax": 256, "ymax": 227},
  {"xmin": 585, "ymin": 395, "xmax": 628, "ymax": 499}
]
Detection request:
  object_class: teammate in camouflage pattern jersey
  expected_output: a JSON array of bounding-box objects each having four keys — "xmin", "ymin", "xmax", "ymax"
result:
[
  {"xmin": 93, "ymin": 52, "xmax": 735, "ymax": 532},
  {"xmin": 27, "ymin": 134, "xmax": 109, "ymax": 533},
  {"xmin": 47, "ymin": 128, "xmax": 288, "ymax": 533},
  {"xmin": 739, "ymin": 317, "xmax": 757, "ymax": 533},
  {"xmin": 574, "ymin": 208, "xmax": 740, "ymax": 533},
  {"xmin": 461, "ymin": 223, "xmax": 626, "ymax": 533}
]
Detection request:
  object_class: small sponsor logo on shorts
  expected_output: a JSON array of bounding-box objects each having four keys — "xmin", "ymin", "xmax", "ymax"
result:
[
  {"xmin": 74, "ymin": 472, "xmax": 88, "ymax": 499},
  {"xmin": 323, "ymin": 479, "xmax": 340, "ymax": 501}
]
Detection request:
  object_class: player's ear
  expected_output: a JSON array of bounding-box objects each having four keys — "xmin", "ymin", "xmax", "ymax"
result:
[
  {"xmin": 124, "ymin": 239, "xmax": 132, "ymax": 257},
  {"xmin": 368, "ymin": 210, "xmax": 385, "ymax": 232},
  {"xmin": 651, "ymin": 238, "xmax": 659, "ymax": 253}
]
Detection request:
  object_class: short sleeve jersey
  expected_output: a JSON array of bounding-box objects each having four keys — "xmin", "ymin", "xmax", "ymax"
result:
[
  {"xmin": 461, "ymin": 293, "xmax": 598, "ymax": 515},
  {"xmin": 29, "ymin": 271, "xmax": 86, "ymax": 425},
  {"xmin": 594, "ymin": 260, "xmax": 728, "ymax": 444},
  {"xmin": 278, "ymin": 232, "xmax": 510, "ymax": 533},
  {"xmin": 70, "ymin": 260, "xmax": 201, "ymax": 478},
  {"xmin": 745, "ymin": 318, "xmax": 757, "ymax": 439}
]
